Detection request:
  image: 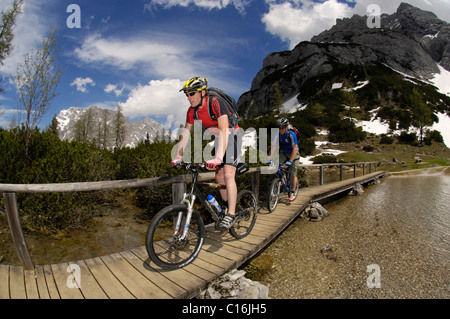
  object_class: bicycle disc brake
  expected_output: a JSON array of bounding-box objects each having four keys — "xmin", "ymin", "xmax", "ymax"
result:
[{"xmin": 172, "ymin": 235, "xmax": 189, "ymax": 250}]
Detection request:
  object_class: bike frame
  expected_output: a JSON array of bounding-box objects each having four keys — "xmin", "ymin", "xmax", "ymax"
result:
[
  {"xmin": 174, "ymin": 164, "xmax": 225, "ymax": 240},
  {"xmin": 277, "ymin": 164, "xmax": 294, "ymax": 194}
]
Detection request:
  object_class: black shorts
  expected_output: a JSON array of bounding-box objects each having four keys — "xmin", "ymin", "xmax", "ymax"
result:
[{"xmin": 212, "ymin": 128, "xmax": 242, "ymax": 168}]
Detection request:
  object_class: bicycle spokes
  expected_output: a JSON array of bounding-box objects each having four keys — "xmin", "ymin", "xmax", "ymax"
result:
[{"xmin": 146, "ymin": 207, "xmax": 205, "ymax": 269}]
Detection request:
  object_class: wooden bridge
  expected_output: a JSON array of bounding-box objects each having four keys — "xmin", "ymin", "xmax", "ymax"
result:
[{"xmin": 0, "ymin": 163, "xmax": 384, "ymax": 299}]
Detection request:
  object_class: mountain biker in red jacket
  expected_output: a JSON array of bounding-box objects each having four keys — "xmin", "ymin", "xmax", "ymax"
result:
[{"xmin": 171, "ymin": 77, "xmax": 241, "ymax": 230}]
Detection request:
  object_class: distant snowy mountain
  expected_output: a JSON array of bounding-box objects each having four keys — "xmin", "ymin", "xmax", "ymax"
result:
[{"xmin": 56, "ymin": 106, "xmax": 169, "ymax": 148}]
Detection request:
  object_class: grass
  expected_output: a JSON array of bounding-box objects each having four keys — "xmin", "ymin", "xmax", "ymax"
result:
[{"xmin": 334, "ymin": 138, "xmax": 450, "ymax": 172}]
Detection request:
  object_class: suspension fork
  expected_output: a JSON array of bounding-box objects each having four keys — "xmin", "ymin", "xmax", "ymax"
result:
[{"xmin": 174, "ymin": 193, "xmax": 196, "ymax": 240}]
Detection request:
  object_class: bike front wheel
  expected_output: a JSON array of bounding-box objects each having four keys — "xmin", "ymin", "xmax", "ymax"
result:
[
  {"xmin": 267, "ymin": 178, "xmax": 281, "ymax": 213},
  {"xmin": 230, "ymin": 190, "xmax": 257, "ymax": 239},
  {"xmin": 145, "ymin": 204, "xmax": 205, "ymax": 270}
]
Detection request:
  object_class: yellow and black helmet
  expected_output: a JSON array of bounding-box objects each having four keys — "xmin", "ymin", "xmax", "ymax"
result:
[{"xmin": 180, "ymin": 76, "xmax": 208, "ymax": 92}]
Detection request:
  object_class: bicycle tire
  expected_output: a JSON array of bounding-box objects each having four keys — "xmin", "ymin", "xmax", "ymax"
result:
[
  {"xmin": 230, "ymin": 190, "xmax": 257, "ymax": 239},
  {"xmin": 145, "ymin": 204, "xmax": 205, "ymax": 270},
  {"xmin": 267, "ymin": 178, "xmax": 281, "ymax": 212}
]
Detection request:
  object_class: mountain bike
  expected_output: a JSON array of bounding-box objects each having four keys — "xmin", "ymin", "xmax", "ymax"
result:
[
  {"xmin": 145, "ymin": 162, "xmax": 257, "ymax": 270},
  {"xmin": 267, "ymin": 162, "xmax": 299, "ymax": 212}
]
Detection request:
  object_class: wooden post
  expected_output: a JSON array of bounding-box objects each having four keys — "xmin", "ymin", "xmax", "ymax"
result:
[
  {"xmin": 340, "ymin": 164, "xmax": 344, "ymax": 181},
  {"xmin": 172, "ymin": 183, "xmax": 186, "ymax": 204},
  {"xmin": 353, "ymin": 164, "xmax": 357, "ymax": 178},
  {"xmin": 363, "ymin": 163, "xmax": 366, "ymax": 175},
  {"xmin": 252, "ymin": 170, "xmax": 260, "ymax": 209},
  {"xmin": 4, "ymin": 192, "xmax": 34, "ymax": 270},
  {"xmin": 319, "ymin": 166, "xmax": 324, "ymax": 185}
]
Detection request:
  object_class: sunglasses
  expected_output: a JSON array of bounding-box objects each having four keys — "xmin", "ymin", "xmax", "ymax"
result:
[{"xmin": 185, "ymin": 91, "xmax": 198, "ymax": 97}]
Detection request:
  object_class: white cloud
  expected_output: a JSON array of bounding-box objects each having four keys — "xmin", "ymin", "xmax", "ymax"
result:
[
  {"xmin": 104, "ymin": 83, "xmax": 125, "ymax": 97},
  {"xmin": 262, "ymin": 0, "xmax": 353, "ymax": 48},
  {"xmin": 72, "ymin": 32, "xmax": 245, "ymax": 92},
  {"xmin": 73, "ymin": 33, "xmax": 204, "ymax": 79},
  {"xmin": 120, "ymin": 79, "xmax": 188, "ymax": 128},
  {"xmin": 71, "ymin": 77, "xmax": 96, "ymax": 93},
  {"xmin": 146, "ymin": 0, "xmax": 252, "ymax": 14}
]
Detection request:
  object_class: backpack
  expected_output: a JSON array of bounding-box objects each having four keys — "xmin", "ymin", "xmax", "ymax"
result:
[
  {"xmin": 283, "ymin": 125, "xmax": 301, "ymax": 147},
  {"xmin": 194, "ymin": 88, "xmax": 239, "ymax": 128}
]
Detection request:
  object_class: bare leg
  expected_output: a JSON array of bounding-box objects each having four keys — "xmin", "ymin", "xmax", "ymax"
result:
[{"xmin": 215, "ymin": 165, "xmax": 237, "ymax": 215}]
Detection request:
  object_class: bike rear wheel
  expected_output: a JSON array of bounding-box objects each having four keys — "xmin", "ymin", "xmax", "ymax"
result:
[
  {"xmin": 230, "ymin": 190, "xmax": 257, "ymax": 239},
  {"xmin": 145, "ymin": 204, "xmax": 205, "ymax": 269},
  {"xmin": 267, "ymin": 178, "xmax": 281, "ymax": 213}
]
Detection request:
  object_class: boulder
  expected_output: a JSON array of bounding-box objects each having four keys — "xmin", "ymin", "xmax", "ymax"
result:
[
  {"xmin": 303, "ymin": 202, "xmax": 329, "ymax": 221},
  {"xmin": 349, "ymin": 183, "xmax": 364, "ymax": 195},
  {"xmin": 203, "ymin": 269, "xmax": 269, "ymax": 299}
]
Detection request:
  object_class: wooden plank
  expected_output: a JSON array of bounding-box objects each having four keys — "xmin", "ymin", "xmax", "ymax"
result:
[
  {"xmin": 100, "ymin": 253, "xmax": 172, "ymax": 298},
  {"xmin": 206, "ymin": 231, "xmax": 256, "ymax": 254},
  {"xmin": 202, "ymin": 238, "xmax": 247, "ymax": 264},
  {"xmin": 0, "ymin": 265, "xmax": 10, "ymax": 299},
  {"xmin": 24, "ymin": 269, "xmax": 39, "ymax": 299},
  {"xmin": 76, "ymin": 260, "xmax": 108, "ymax": 299},
  {"xmin": 8, "ymin": 265, "xmax": 26, "ymax": 299},
  {"xmin": 42, "ymin": 265, "xmax": 60, "ymax": 299},
  {"xmin": 151, "ymin": 241, "xmax": 219, "ymax": 286},
  {"xmin": 131, "ymin": 246, "xmax": 204, "ymax": 298},
  {"xmin": 194, "ymin": 246, "xmax": 236, "ymax": 273},
  {"xmin": 84, "ymin": 257, "xmax": 134, "ymax": 299},
  {"xmin": 34, "ymin": 266, "xmax": 51, "ymax": 299},
  {"xmin": 120, "ymin": 250, "xmax": 186, "ymax": 298},
  {"xmin": 204, "ymin": 232, "xmax": 252, "ymax": 258},
  {"xmin": 50, "ymin": 263, "xmax": 84, "ymax": 299}
]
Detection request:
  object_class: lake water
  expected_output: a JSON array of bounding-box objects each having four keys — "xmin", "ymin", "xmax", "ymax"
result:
[{"xmin": 259, "ymin": 170, "xmax": 450, "ymax": 298}]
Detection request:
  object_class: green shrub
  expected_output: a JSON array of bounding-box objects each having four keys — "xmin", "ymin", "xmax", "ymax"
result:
[{"xmin": 312, "ymin": 153, "xmax": 338, "ymax": 164}]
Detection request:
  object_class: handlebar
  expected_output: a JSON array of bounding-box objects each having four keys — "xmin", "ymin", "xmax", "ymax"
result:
[
  {"xmin": 173, "ymin": 162, "xmax": 249, "ymax": 176},
  {"xmin": 173, "ymin": 162, "xmax": 207, "ymax": 172}
]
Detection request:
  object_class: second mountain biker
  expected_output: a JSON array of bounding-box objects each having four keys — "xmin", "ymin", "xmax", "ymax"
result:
[{"xmin": 268, "ymin": 117, "xmax": 300, "ymax": 201}]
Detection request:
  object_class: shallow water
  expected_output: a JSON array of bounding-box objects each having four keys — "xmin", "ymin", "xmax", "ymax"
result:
[
  {"xmin": 259, "ymin": 172, "xmax": 450, "ymax": 298},
  {"xmin": 0, "ymin": 202, "xmax": 148, "ymax": 265}
]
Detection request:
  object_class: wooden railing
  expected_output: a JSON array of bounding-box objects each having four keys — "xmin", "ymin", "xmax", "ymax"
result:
[{"xmin": 0, "ymin": 162, "xmax": 377, "ymax": 269}]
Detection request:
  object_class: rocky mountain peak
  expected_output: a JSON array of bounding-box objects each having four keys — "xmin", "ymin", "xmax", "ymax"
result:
[{"xmin": 239, "ymin": 3, "xmax": 449, "ymax": 115}]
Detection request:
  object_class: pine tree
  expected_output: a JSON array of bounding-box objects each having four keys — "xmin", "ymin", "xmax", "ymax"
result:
[
  {"xmin": 272, "ymin": 82, "xmax": 284, "ymax": 111},
  {"xmin": 45, "ymin": 115, "xmax": 59, "ymax": 137},
  {"xmin": 410, "ymin": 88, "xmax": 434, "ymax": 144},
  {"xmin": 113, "ymin": 104, "xmax": 126, "ymax": 149}
]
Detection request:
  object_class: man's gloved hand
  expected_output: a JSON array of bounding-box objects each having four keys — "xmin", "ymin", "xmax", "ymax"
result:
[
  {"xmin": 284, "ymin": 161, "xmax": 292, "ymax": 167},
  {"xmin": 206, "ymin": 158, "xmax": 222, "ymax": 170},
  {"xmin": 267, "ymin": 160, "xmax": 272, "ymax": 166},
  {"xmin": 171, "ymin": 157, "xmax": 182, "ymax": 167}
]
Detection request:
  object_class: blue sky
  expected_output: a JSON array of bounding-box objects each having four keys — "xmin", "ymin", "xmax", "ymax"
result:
[{"xmin": 0, "ymin": 0, "xmax": 449, "ymax": 130}]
